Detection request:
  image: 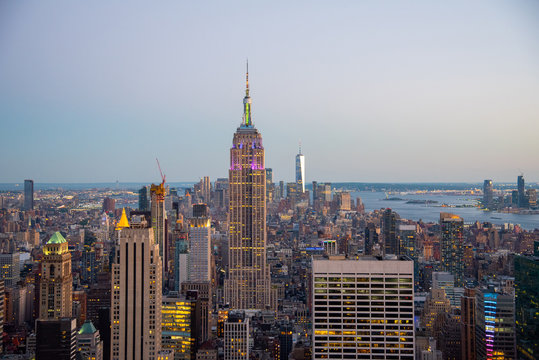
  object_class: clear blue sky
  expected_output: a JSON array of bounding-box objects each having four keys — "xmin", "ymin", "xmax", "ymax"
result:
[{"xmin": 1, "ymin": 1, "xmax": 538, "ymax": 183}]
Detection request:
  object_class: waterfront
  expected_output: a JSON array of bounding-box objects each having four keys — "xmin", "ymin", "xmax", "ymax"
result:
[{"xmin": 353, "ymin": 191, "xmax": 539, "ymax": 230}]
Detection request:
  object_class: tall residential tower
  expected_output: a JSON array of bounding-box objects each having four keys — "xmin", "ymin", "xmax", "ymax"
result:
[{"xmin": 224, "ymin": 65, "xmax": 271, "ymax": 310}]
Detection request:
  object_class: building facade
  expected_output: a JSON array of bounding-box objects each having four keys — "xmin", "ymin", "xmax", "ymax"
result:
[
  {"xmin": 312, "ymin": 257, "xmax": 415, "ymax": 359},
  {"xmin": 224, "ymin": 311, "xmax": 250, "ymax": 360},
  {"xmin": 514, "ymin": 253, "xmax": 539, "ymax": 359},
  {"xmin": 440, "ymin": 213, "xmax": 464, "ymax": 285},
  {"xmin": 111, "ymin": 220, "xmax": 162, "ymax": 360},
  {"xmin": 295, "ymin": 144, "xmax": 305, "ymax": 194},
  {"xmin": 39, "ymin": 232, "xmax": 72, "ymax": 319},
  {"xmin": 24, "ymin": 179, "xmax": 34, "ymax": 211}
]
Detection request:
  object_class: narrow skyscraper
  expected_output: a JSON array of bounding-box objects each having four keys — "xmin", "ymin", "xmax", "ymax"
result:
[
  {"xmin": 483, "ymin": 179, "xmax": 493, "ymax": 208},
  {"xmin": 295, "ymin": 142, "xmax": 305, "ymax": 193},
  {"xmin": 24, "ymin": 179, "xmax": 34, "ymax": 210},
  {"xmin": 224, "ymin": 65, "xmax": 271, "ymax": 310}
]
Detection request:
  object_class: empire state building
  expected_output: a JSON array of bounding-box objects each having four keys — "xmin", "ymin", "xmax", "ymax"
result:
[{"xmin": 225, "ymin": 65, "xmax": 271, "ymax": 310}]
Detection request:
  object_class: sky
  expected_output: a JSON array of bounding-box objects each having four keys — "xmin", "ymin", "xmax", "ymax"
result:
[{"xmin": 1, "ymin": 1, "xmax": 538, "ymax": 183}]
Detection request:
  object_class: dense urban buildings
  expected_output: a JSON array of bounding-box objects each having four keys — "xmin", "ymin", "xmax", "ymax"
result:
[{"xmin": 0, "ymin": 71, "xmax": 538, "ymax": 360}]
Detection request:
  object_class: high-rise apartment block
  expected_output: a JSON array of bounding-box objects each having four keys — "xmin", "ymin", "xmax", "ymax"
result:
[
  {"xmin": 224, "ymin": 67, "xmax": 271, "ymax": 310},
  {"xmin": 514, "ymin": 253, "xmax": 539, "ymax": 359},
  {"xmin": 295, "ymin": 143, "xmax": 305, "ymax": 193},
  {"xmin": 151, "ymin": 182, "xmax": 167, "ymax": 275},
  {"xmin": 440, "ymin": 213, "xmax": 464, "ymax": 285},
  {"xmin": 312, "ymin": 257, "xmax": 415, "ymax": 359},
  {"xmin": 102, "ymin": 197, "xmax": 115, "ymax": 213},
  {"xmin": 518, "ymin": 175, "xmax": 526, "ymax": 208},
  {"xmin": 24, "ymin": 179, "xmax": 34, "ymax": 210},
  {"xmin": 111, "ymin": 217, "xmax": 162, "ymax": 360},
  {"xmin": 39, "ymin": 232, "xmax": 72, "ymax": 319}
]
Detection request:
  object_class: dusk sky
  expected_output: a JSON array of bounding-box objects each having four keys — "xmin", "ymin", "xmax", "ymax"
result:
[{"xmin": 1, "ymin": 1, "xmax": 538, "ymax": 183}]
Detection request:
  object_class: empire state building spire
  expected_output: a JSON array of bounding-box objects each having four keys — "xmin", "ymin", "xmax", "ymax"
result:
[{"xmin": 242, "ymin": 60, "xmax": 253, "ymax": 127}]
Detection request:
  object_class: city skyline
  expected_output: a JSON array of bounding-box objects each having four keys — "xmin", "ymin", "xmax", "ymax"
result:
[{"xmin": 1, "ymin": 1, "xmax": 539, "ymax": 183}]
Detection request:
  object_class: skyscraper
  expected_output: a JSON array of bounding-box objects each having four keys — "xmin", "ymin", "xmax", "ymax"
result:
[
  {"xmin": 151, "ymin": 182, "xmax": 167, "ymax": 276},
  {"xmin": 312, "ymin": 257, "xmax": 415, "ymax": 359},
  {"xmin": 24, "ymin": 179, "xmax": 34, "ymax": 210},
  {"xmin": 475, "ymin": 286, "xmax": 516, "ymax": 360},
  {"xmin": 440, "ymin": 212, "xmax": 464, "ymax": 285},
  {"xmin": 483, "ymin": 179, "xmax": 493, "ymax": 208},
  {"xmin": 39, "ymin": 232, "xmax": 72, "ymax": 319},
  {"xmin": 295, "ymin": 142, "xmax": 305, "ymax": 193},
  {"xmin": 461, "ymin": 287, "xmax": 476, "ymax": 360},
  {"xmin": 138, "ymin": 186, "xmax": 150, "ymax": 211},
  {"xmin": 188, "ymin": 204, "xmax": 211, "ymax": 282},
  {"xmin": 110, "ymin": 216, "xmax": 162, "ymax": 360},
  {"xmin": 518, "ymin": 175, "xmax": 527, "ymax": 208},
  {"xmin": 225, "ymin": 65, "xmax": 271, "ymax": 310},
  {"xmin": 382, "ymin": 208, "xmax": 398, "ymax": 255}
]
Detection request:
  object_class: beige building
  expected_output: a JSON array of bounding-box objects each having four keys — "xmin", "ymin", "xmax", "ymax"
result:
[
  {"xmin": 312, "ymin": 256, "xmax": 415, "ymax": 359},
  {"xmin": 39, "ymin": 232, "xmax": 72, "ymax": 319},
  {"xmin": 111, "ymin": 215, "xmax": 162, "ymax": 360},
  {"xmin": 224, "ymin": 69, "xmax": 271, "ymax": 310}
]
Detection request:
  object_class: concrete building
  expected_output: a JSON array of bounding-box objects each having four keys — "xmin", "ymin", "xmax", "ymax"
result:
[
  {"xmin": 188, "ymin": 204, "xmax": 211, "ymax": 283},
  {"xmin": 77, "ymin": 320, "xmax": 104, "ymax": 360},
  {"xmin": 312, "ymin": 256, "xmax": 415, "ymax": 359},
  {"xmin": 111, "ymin": 216, "xmax": 162, "ymax": 360},
  {"xmin": 440, "ymin": 213, "xmax": 464, "ymax": 285},
  {"xmin": 224, "ymin": 311, "xmax": 250, "ymax": 360},
  {"xmin": 24, "ymin": 179, "xmax": 34, "ymax": 211},
  {"xmin": 39, "ymin": 232, "xmax": 72, "ymax": 319},
  {"xmin": 36, "ymin": 317, "xmax": 77, "ymax": 360},
  {"xmin": 0, "ymin": 252, "xmax": 20, "ymax": 287},
  {"xmin": 162, "ymin": 295, "xmax": 195, "ymax": 360}
]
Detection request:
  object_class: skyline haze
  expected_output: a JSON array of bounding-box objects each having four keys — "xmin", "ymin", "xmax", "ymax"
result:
[{"xmin": 1, "ymin": 1, "xmax": 539, "ymax": 183}]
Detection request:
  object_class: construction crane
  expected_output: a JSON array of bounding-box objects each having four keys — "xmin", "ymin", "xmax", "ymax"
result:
[
  {"xmin": 156, "ymin": 158, "xmax": 166, "ymax": 185},
  {"xmin": 151, "ymin": 158, "xmax": 166, "ymax": 200}
]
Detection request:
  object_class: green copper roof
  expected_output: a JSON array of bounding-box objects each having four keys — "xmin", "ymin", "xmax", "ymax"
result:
[
  {"xmin": 47, "ymin": 231, "xmax": 67, "ymax": 244},
  {"xmin": 78, "ymin": 320, "xmax": 97, "ymax": 334}
]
